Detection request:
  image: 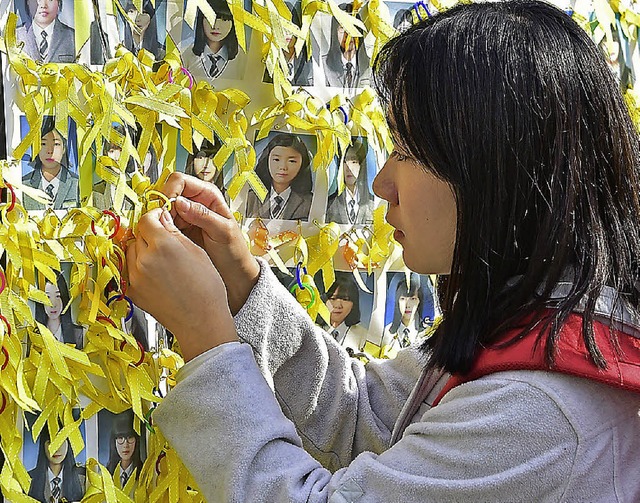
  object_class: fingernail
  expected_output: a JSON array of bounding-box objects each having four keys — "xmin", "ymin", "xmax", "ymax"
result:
[{"xmin": 161, "ymin": 209, "xmax": 173, "ymax": 225}]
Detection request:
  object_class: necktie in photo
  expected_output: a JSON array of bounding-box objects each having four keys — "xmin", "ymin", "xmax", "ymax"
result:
[
  {"xmin": 45, "ymin": 183, "xmax": 55, "ymax": 201},
  {"xmin": 400, "ymin": 327, "xmax": 411, "ymax": 348},
  {"xmin": 271, "ymin": 195, "xmax": 284, "ymax": 218},
  {"xmin": 348, "ymin": 199, "xmax": 356, "ymax": 223},
  {"xmin": 121, "ymin": 470, "xmax": 129, "ymax": 488},
  {"xmin": 208, "ymin": 54, "xmax": 223, "ymax": 78},
  {"xmin": 39, "ymin": 31, "xmax": 48, "ymax": 59},
  {"xmin": 51, "ymin": 476, "xmax": 61, "ymax": 502},
  {"xmin": 331, "ymin": 329, "xmax": 340, "ymax": 340},
  {"xmin": 345, "ymin": 62, "xmax": 354, "ymax": 88}
]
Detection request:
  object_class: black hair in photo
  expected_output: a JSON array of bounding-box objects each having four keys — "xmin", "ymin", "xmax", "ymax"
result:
[
  {"xmin": 34, "ymin": 272, "xmax": 82, "ymax": 346},
  {"xmin": 325, "ymin": 3, "xmax": 365, "ymax": 75},
  {"xmin": 324, "ymin": 272, "xmax": 361, "ymax": 327},
  {"xmin": 253, "ymin": 133, "xmax": 312, "ymax": 195},
  {"xmin": 373, "ymin": 0, "xmax": 640, "ymax": 373},
  {"xmin": 393, "ymin": 8, "xmax": 413, "ymax": 31},
  {"xmin": 192, "ymin": 0, "xmax": 238, "ymax": 60},
  {"xmin": 123, "ymin": 0, "xmax": 163, "ymax": 58},
  {"xmin": 28, "ymin": 426, "xmax": 85, "ymax": 502},
  {"xmin": 33, "ymin": 116, "xmax": 69, "ymax": 170},
  {"xmin": 106, "ymin": 411, "xmax": 144, "ymax": 476},
  {"xmin": 389, "ymin": 273, "xmax": 425, "ymax": 334},
  {"xmin": 341, "ymin": 139, "xmax": 372, "ymax": 202}
]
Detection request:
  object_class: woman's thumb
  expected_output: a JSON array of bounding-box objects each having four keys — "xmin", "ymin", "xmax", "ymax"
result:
[{"xmin": 173, "ymin": 196, "xmax": 223, "ymax": 237}]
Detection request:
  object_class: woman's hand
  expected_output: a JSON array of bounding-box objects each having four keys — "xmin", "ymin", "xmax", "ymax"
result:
[
  {"xmin": 161, "ymin": 173, "xmax": 260, "ymax": 315},
  {"xmin": 127, "ymin": 208, "xmax": 238, "ymax": 362}
]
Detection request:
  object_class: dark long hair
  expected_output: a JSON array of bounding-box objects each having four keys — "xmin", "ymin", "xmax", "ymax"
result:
[
  {"xmin": 28, "ymin": 427, "xmax": 85, "ymax": 502},
  {"xmin": 389, "ymin": 273, "xmax": 424, "ymax": 333},
  {"xmin": 185, "ymin": 137, "xmax": 224, "ymax": 188},
  {"xmin": 123, "ymin": 1, "xmax": 163, "ymax": 58},
  {"xmin": 326, "ymin": 3, "xmax": 366, "ymax": 75},
  {"xmin": 253, "ymin": 133, "xmax": 312, "ymax": 195},
  {"xmin": 34, "ymin": 116, "xmax": 69, "ymax": 171},
  {"xmin": 192, "ymin": 0, "xmax": 238, "ymax": 60},
  {"xmin": 35, "ymin": 272, "xmax": 82, "ymax": 346},
  {"xmin": 373, "ymin": 0, "xmax": 640, "ymax": 373},
  {"xmin": 106, "ymin": 412, "xmax": 143, "ymax": 476},
  {"xmin": 324, "ymin": 273, "xmax": 361, "ymax": 327}
]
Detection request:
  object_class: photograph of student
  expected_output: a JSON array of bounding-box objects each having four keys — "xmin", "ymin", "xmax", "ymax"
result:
[
  {"xmin": 34, "ymin": 270, "xmax": 83, "ymax": 348},
  {"xmin": 326, "ymin": 139, "xmax": 375, "ymax": 225},
  {"xmin": 393, "ymin": 8, "xmax": 413, "ymax": 33},
  {"xmin": 15, "ymin": 0, "xmax": 76, "ymax": 63},
  {"xmin": 22, "ymin": 117, "xmax": 79, "ymax": 211},
  {"xmin": 185, "ymin": 138, "xmax": 225, "ymax": 190},
  {"xmin": 125, "ymin": 2, "xmax": 640, "ymax": 501},
  {"xmin": 374, "ymin": 272, "xmax": 434, "ymax": 357},
  {"xmin": 181, "ymin": 0, "xmax": 240, "ymax": 82},
  {"xmin": 106, "ymin": 412, "xmax": 144, "ymax": 491},
  {"xmin": 262, "ymin": 2, "xmax": 313, "ymax": 86},
  {"xmin": 245, "ymin": 133, "xmax": 313, "ymax": 221},
  {"xmin": 321, "ymin": 272, "xmax": 368, "ymax": 355},
  {"xmin": 27, "ymin": 427, "xmax": 86, "ymax": 502},
  {"xmin": 121, "ymin": 0, "xmax": 165, "ymax": 60},
  {"xmin": 142, "ymin": 146, "xmax": 160, "ymax": 184},
  {"xmin": 321, "ymin": 2, "xmax": 370, "ymax": 89}
]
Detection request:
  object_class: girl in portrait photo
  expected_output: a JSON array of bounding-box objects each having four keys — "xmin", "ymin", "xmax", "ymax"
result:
[
  {"xmin": 326, "ymin": 139, "xmax": 375, "ymax": 225},
  {"xmin": 27, "ymin": 427, "xmax": 85, "ymax": 503},
  {"xmin": 121, "ymin": 0, "xmax": 165, "ymax": 59},
  {"xmin": 322, "ymin": 272, "xmax": 368, "ymax": 356},
  {"xmin": 34, "ymin": 270, "xmax": 83, "ymax": 349},
  {"xmin": 181, "ymin": 0, "xmax": 240, "ymax": 82},
  {"xmin": 22, "ymin": 116, "xmax": 78, "ymax": 210},
  {"xmin": 245, "ymin": 132, "xmax": 313, "ymax": 221},
  {"xmin": 185, "ymin": 137, "xmax": 225, "ymax": 191},
  {"xmin": 106, "ymin": 412, "xmax": 144, "ymax": 491}
]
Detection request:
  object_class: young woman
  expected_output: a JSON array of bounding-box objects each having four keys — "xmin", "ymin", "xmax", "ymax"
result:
[
  {"xmin": 181, "ymin": 0, "xmax": 239, "ymax": 82},
  {"xmin": 34, "ymin": 272, "xmax": 83, "ymax": 349},
  {"xmin": 122, "ymin": 1, "xmax": 164, "ymax": 59},
  {"xmin": 245, "ymin": 133, "xmax": 313, "ymax": 221},
  {"xmin": 322, "ymin": 2, "xmax": 370, "ymax": 89},
  {"xmin": 106, "ymin": 413, "xmax": 143, "ymax": 490},
  {"xmin": 22, "ymin": 116, "xmax": 78, "ymax": 210},
  {"xmin": 28, "ymin": 428, "xmax": 85, "ymax": 502},
  {"xmin": 322, "ymin": 273, "xmax": 368, "ymax": 355},
  {"xmin": 326, "ymin": 139, "xmax": 374, "ymax": 224},
  {"xmin": 185, "ymin": 138, "xmax": 225, "ymax": 190},
  {"xmin": 127, "ymin": 1, "xmax": 640, "ymax": 501}
]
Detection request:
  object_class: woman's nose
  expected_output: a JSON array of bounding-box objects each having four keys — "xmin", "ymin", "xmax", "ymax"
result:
[{"xmin": 372, "ymin": 159, "xmax": 397, "ymax": 205}]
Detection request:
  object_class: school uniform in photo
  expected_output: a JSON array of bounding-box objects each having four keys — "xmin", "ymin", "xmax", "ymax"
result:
[
  {"xmin": 321, "ymin": 51, "xmax": 371, "ymax": 88},
  {"xmin": 16, "ymin": 19, "xmax": 76, "ymax": 63},
  {"xmin": 263, "ymin": 55, "xmax": 313, "ymax": 86},
  {"xmin": 326, "ymin": 322, "xmax": 368, "ymax": 354},
  {"xmin": 245, "ymin": 188, "xmax": 312, "ymax": 221},
  {"xmin": 181, "ymin": 44, "xmax": 247, "ymax": 82},
  {"xmin": 22, "ymin": 165, "xmax": 79, "ymax": 210},
  {"xmin": 326, "ymin": 188, "xmax": 374, "ymax": 224},
  {"xmin": 28, "ymin": 464, "xmax": 86, "ymax": 502}
]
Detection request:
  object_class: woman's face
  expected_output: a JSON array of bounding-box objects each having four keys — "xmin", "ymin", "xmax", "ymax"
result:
[
  {"xmin": 326, "ymin": 287, "xmax": 354, "ymax": 327},
  {"xmin": 44, "ymin": 281, "xmax": 63, "ymax": 320},
  {"xmin": 203, "ymin": 16, "xmax": 233, "ymax": 43},
  {"xmin": 343, "ymin": 154, "xmax": 361, "ymax": 188},
  {"xmin": 38, "ymin": 129, "xmax": 65, "ymax": 171},
  {"xmin": 44, "ymin": 439, "xmax": 68, "ymax": 467},
  {"xmin": 337, "ymin": 25, "xmax": 358, "ymax": 54},
  {"xmin": 129, "ymin": 7, "xmax": 151, "ymax": 31},
  {"xmin": 398, "ymin": 292, "xmax": 420, "ymax": 322},
  {"xmin": 268, "ymin": 146, "xmax": 303, "ymax": 188},
  {"xmin": 193, "ymin": 152, "xmax": 217, "ymax": 182},
  {"xmin": 116, "ymin": 435, "xmax": 137, "ymax": 463},
  {"xmin": 373, "ymin": 149, "xmax": 457, "ymax": 275}
]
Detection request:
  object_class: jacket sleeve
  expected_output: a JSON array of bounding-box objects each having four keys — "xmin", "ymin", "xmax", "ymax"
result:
[{"xmin": 230, "ymin": 259, "xmax": 425, "ymax": 469}]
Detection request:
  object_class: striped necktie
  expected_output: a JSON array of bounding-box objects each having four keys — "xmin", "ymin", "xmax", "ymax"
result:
[
  {"xmin": 51, "ymin": 476, "xmax": 61, "ymax": 502},
  {"xmin": 348, "ymin": 199, "xmax": 356, "ymax": 223},
  {"xmin": 39, "ymin": 31, "xmax": 48, "ymax": 59},
  {"xmin": 271, "ymin": 195, "xmax": 284, "ymax": 218}
]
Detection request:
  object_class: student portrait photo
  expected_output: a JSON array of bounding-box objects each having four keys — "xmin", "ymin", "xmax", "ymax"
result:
[
  {"xmin": 21, "ymin": 116, "xmax": 79, "ymax": 211},
  {"xmin": 181, "ymin": 0, "xmax": 246, "ymax": 82},
  {"xmin": 15, "ymin": 0, "xmax": 76, "ymax": 63},
  {"xmin": 34, "ymin": 264, "xmax": 83, "ymax": 349},
  {"xmin": 245, "ymin": 132, "xmax": 315, "ymax": 221},
  {"xmin": 185, "ymin": 137, "xmax": 226, "ymax": 191},
  {"xmin": 262, "ymin": 1, "xmax": 313, "ymax": 87},
  {"xmin": 326, "ymin": 138, "xmax": 376, "ymax": 225},
  {"xmin": 24, "ymin": 414, "xmax": 86, "ymax": 503},
  {"xmin": 99, "ymin": 409, "xmax": 146, "ymax": 494},
  {"xmin": 120, "ymin": 0, "xmax": 165, "ymax": 60},
  {"xmin": 320, "ymin": 2, "xmax": 370, "ymax": 90}
]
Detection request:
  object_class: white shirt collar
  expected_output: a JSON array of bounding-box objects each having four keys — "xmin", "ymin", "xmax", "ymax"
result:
[
  {"xmin": 40, "ymin": 172, "xmax": 61, "ymax": 204},
  {"xmin": 121, "ymin": 462, "xmax": 135, "ymax": 477},
  {"xmin": 329, "ymin": 322, "xmax": 348, "ymax": 343},
  {"xmin": 32, "ymin": 20, "xmax": 55, "ymax": 43},
  {"xmin": 270, "ymin": 186, "xmax": 291, "ymax": 218},
  {"xmin": 48, "ymin": 467, "xmax": 63, "ymax": 485}
]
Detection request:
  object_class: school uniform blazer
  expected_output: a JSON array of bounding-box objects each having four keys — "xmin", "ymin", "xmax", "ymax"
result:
[
  {"xmin": 22, "ymin": 166, "xmax": 79, "ymax": 210},
  {"xmin": 326, "ymin": 191, "xmax": 375, "ymax": 224},
  {"xmin": 16, "ymin": 20, "xmax": 76, "ymax": 63},
  {"xmin": 245, "ymin": 190, "xmax": 312, "ymax": 221},
  {"xmin": 27, "ymin": 464, "xmax": 86, "ymax": 502},
  {"xmin": 263, "ymin": 56, "xmax": 313, "ymax": 87},
  {"xmin": 321, "ymin": 52, "xmax": 371, "ymax": 88}
]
